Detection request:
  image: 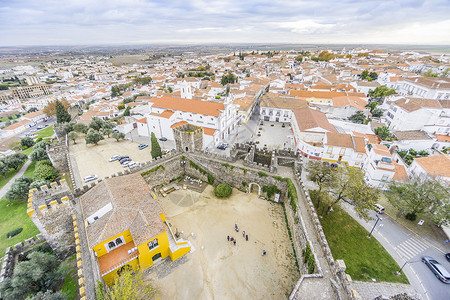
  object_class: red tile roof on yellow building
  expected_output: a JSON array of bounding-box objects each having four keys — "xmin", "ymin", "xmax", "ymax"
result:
[
  {"xmin": 150, "ymin": 95, "xmax": 224, "ymax": 117},
  {"xmin": 332, "ymin": 96, "xmax": 366, "ymax": 111}
]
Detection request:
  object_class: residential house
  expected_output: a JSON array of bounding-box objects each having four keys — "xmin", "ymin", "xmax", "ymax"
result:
[
  {"xmin": 81, "ymin": 174, "xmax": 192, "ymax": 285},
  {"xmin": 408, "ymin": 154, "xmax": 450, "ymax": 183},
  {"xmin": 260, "ymin": 93, "xmax": 308, "ymax": 123},
  {"xmin": 321, "ymin": 132, "xmax": 367, "ymax": 167},
  {"xmin": 396, "ymin": 77, "xmax": 450, "ymax": 99},
  {"xmin": 1, "ymin": 119, "xmax": 33, "ymax": 137}
]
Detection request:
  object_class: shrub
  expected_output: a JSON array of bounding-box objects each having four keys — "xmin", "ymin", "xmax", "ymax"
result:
[
  {"xmin": 258, "ymin": 171, "xmax": 268, "ymax": 177},
  {"xmin": 6, "ymin": 228, "xmax": 23, "ymax": 238},
  {"xmin": 242, "ymin": 181, "xmax": 248, "ymax": 187},
  {"xmin": 405, "ymin": 212, "xmax": 417, "ymax": 221},
  {"xmin": 262, "ymin": 185, "xmax": 281, "ymax": 199},
  {"xmin": 215, "ymin": 183, "xmax": 232, "ymax": 198},
  {"xmin": 207, "ymin": 174, "xmax": 214, "ymax": 185}
]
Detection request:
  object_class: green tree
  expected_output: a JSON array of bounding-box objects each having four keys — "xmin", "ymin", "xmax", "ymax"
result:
[
  {"xmin": 4, "ymin": 153, "xmax": 28, "ymax": 170},
  {"xmin": 34, "ymin": 140, "xmax": 50, "ymax": 150},
  {"xmin": 348, "ymin": 111, "xmax": 366, "ymax": 124},
  {"xmin": 111, "ymin": 86, "xmax": 119, "ymax": 97},
  {"xmin": 112, "ymin": 132, "xmax": 125, "ymax": 142},
  {"xmin": 374, "ymin": 126, "xmax": 391, "ymax": 140},
  {"xmin": 0, "ymin": 251, "xmax": 66, "ymax": 300},
  {"xmin": 371, "ymin": 107, "xmax": 383, "ymax": 118},
  {"xmin": 62, "ymin": 122, "xmax": 74, "ymax": 134},
  {"xmin": 368, "ymin": 86, "xmax": 396, "ymax": 100},
  {"xmin": 369, "ymin": 72, "xmax": 378, "ymax": 81},
  {"xmin": 68, "ymin": 131, "xmax": 79, "ymax": 144},
  {"xmin": 366, "ymin": 101, "xmax": 378, "ymax": 112},
  {"xmin": 85, "ymin": 129, "xmax": 104, "ymax": 145},
  {"xmin": 55, "ymin": 100, "xmax": 71, "ymax": 124},
  {"xmin": 221, "ymin": 72, "xmax": 237, "ymax": 85},
  {"xmin": 33, "ymin": 162, "xmax": 58, "ymax": 182},
  {"xmin": 29, "ymin": 290, "xmax": 67, "ymax": 300},
  {"xmin": 5, "ymin": 176, "xmax": 33, "ymax": 201},
  {"xmin": 0, "ymin": 160, "xmax": 10, "ymax": 177},
  {"xmin": 123, "ymin": 106, "xmax": 131, "ymax": 116},
  {"xmin": 361, "ymin": 70, "xmax": 369, "ymax": 80},
  {"xmin": 95, "ymin": 270, "xmax": 155, "ymax": 300},
  {"xmin": 423, "ymin": 69, "xmax": 438, "ymax": 77},
  {"xmin": 387, "ymin": 178, "xmax": 449, "ymax": 225},
  {"xmin": 103, "ymin": 128, "xmax": 113, "ymax": 138},
  {"xmin": 73, "ymin": 123, "xmax": 88, "ymax": 133},
  {"xmin": 89, "ymin": 117, "xmax": 105, "ymax": 131},
  {"xmin": 30, "ymin": 147, "xmax": 49, "ymax": 162},
  {"xmin": 21, "ymin": 137, "xmax": 34, "ymax": 148},
  {"xmin": 29, "ymin": 180, "xmax": 50, "ymax": 190},
  {"xmin": 215, "ymin": 183, "xmax": 232, "ymax": 198},
  {"xmin": 150, "ymin": 132, "xmax": 162, "ymax": 159},
  {"xmin": 306, "ymin": 161, "xmax": 337, "ymax": 209}
]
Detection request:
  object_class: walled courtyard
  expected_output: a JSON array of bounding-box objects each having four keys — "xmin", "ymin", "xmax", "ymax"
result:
[
  {"xmin": 69, "ymin": 137, "xmax": 152, "ymax": 181},
  {"xmin": 146, "ymin": 185, "xmax": 299, "ymax": 299}
]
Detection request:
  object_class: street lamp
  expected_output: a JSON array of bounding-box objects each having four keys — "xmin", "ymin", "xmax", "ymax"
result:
[
  {"xmin": 368, "ymin": 214, "xmax": 382, "ymax": 238},
  {"xmin": 396, "ymin": 259, "xmax": 420, "ymax": 276}
]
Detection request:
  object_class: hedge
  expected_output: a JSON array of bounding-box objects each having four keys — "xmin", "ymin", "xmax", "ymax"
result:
[
  {"xmin": 6, "ymin": 228, "xmax": 23, "ymax": 238},
  {"xmin": 141, "ymin": 165, "xmax": 165, "ymax": 176}
]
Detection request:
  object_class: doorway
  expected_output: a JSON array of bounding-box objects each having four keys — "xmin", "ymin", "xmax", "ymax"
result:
[{"xmin": 152, "ymin": 253, "xmax": 162, "ymax": 262}]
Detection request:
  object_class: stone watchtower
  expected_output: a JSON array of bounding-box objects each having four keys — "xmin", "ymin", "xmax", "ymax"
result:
[
  {"xmin": 27, "ymin": 179, "xmax": 76, "ymax": 258},
  {"xmin": 173, "ymin": 123, "xmax": 204, "ymax": 152}
]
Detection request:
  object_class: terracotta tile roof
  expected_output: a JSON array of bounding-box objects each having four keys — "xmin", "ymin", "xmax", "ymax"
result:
[
  {"xmin": 2, "ymin": 119, "xmax": 31, "ymax": 131},
  {"xmin": 159, "ymin": 110, "xmax": 175, "ymax": 119},
  {"xmin": 290, "ymin": 90, "xmax": 365, "ymax": 99},
  {"xmin": 393, "ymin": 162, "xmax": 408, "ymax": 182},
  {"xmin": 202, "ymin": 127, "xmax": 216, "ymax": 136},
  {"xmin": 414, "ymin": 154, "xmax": 450, "ymax": 178},
  {"xmin": 372, "ymin": 144, "xmax": 391, "ymax": 156},
  {"xmin": 23, "ymin": 110, "xmax": 45, "ymax": 119},
  {"xmin": 394, "ymin": 130, "xmax": 432, "ymax": 141},
  {"xmin": 435, "ymin": 134, "xmax": 450, "ymax": 142},
  {"xmin": 353, "ymin": 136, "xmax": 366, "ymax": 153},
  {"xmin": 261, "ymin": 93, "xmax": 309, "ymax": 110},
  {"xmin": 170, "ymin": 121, "xmax": 188, "ymax": 128},
  {"xmin": 325, "ymin": 132, "xmax": 353, "ymax": 148},
  {"xmin": 81, "ymin": 174, "xmax": 165, "ymax": 248},
  {"xmin": 150, "ymin": 95, "xmax": 224, "ymax": 117},
  {"xmin": 391, "ymin": 98, "xmax": 444, "ymax": 112},
  {"xmin": 332, "ymin": 96, "xmax": 366, "ymax": 111},
  {"xmin": 292, "ymin": 107, "xmax": 337, "ymax": 133},
  {"xmin": 137, "ymin": 118, "xmax": 147, "ymax": 124},
  {"xmin": 352, "ymin": 132, "xmax": 381, "ymax": 144},
  {"xmin": 404, "ymin": 77, "xmax": 450, "ymax": 89}
]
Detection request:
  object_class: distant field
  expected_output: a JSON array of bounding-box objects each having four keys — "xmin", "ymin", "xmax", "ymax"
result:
[{"xmin": 108, "ymin": 54, "xmax": 151, "ymax": 65}]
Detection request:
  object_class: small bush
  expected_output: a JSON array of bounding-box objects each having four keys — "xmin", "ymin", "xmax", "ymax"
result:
[
  {"xmin": 242, "ymin": 181, "xmax": 248, "ymax": 187},
  {"xmin": 405, "ymin": 212, "xmax": 417, "ymax": 221},
  {"xmin": 258, "ymin": 171, "xmax": 268, "ymax": 177},
  {"xmin": 215, "ymin": 183, "xmax": 232, "ymax": 198},
  {"xmin": 207, "ymin": 174, "xmax": 214, "ymax": 185},
  {"xmin": 6, "ymin": 228, "xmax": 23, "ymax": 238}
]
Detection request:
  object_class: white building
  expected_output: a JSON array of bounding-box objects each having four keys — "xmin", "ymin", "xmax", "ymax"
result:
[
  {"xmin": 408, "ymin": 154, "xmax": 450, "ymax": 183},
  {"xmin": 145, "ymin": 95, "xmax": 239, "ymax": 148},
  {"xmin": 396, "ymin": 77, "xmax": 450, "ymax": 99}
]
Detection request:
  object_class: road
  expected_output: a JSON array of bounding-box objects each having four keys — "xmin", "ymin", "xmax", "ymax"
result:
[
  {"xmin": 0, "ymin": 159, "xmax": 31, "ymax": 199},
  {"xmin": 16, "ymin": 117, "xmax": 56, "ymax": 138},
  {"xmin": 341, "ymin": 202, "xmax": 450, "ymax": 300}
]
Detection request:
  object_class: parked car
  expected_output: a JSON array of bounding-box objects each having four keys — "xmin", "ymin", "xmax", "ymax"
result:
[
  {"xmin": 128, "ymin": 162, "xmax": 139, "ymax": 168},
  {"xmin": 217, "ymin": 143, "xmax": 228, "ymax": 150},
  {"xmin": 120, "ymin": 157, "xmax": 132, "ymax": 164},
  {"xmin": 422, "ymin": 256, "xmax": 450, "ymax": 284},
  {"xmin": 117, "ymin": 155, "xmax": 129, "ymax": 161},
  {"xmin": 122, "ymin": 161, "xmax": 132, "ymax": 167},
  {"xmin": 159, "ymin": 137, "xmax": 168, "ymax": 141},
  {"xmin": 109, "ymin": 155, "xmax": 122, "ymax": 162},
  {"xmin": 83, "ymin": 175, "xmax": 98, "ymax": 183},
  {"xmin": 138, "ymin": 144, "xmax": 148, "ymax": 150},
  {"xmin": 373, "ymin": 203, "xmax": 385, "ymax": 214},
  {"xmin": 445, "ymin": 253, "xmax": 450, "ymax": 262}
]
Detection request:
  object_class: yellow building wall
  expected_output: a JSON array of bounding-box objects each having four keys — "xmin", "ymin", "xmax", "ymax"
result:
[
  {"xmin": 137, "ymin": 231, "xmax": 170, "ymax": 270},
  {"xmin": 169, "ymin": 242, "xmax": 191, "ymax": 261},
  {"xmin": 93, "ymin": 229, "xmax": 133, "ymax": 258},
  {"xmin": 102, "ymin": 257, "xmax": 139, "ymax": 285}
]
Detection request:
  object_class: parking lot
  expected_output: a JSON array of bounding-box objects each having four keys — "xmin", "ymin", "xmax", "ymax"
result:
[
  {"xmin": 252, "ymin": 121, "xmax": 295, "ymax": 150},
  {"xmin": 70, "ymin": 136, "xmax": 152, "ymax": 182}
]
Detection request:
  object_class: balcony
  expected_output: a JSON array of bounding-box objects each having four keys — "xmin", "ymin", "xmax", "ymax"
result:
[{"xmin": 98, "ymin": 241, "xmax": 139, "ymax": 276}]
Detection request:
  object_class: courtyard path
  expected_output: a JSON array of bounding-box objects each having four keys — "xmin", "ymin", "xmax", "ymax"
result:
[{"xmin": 0, "ymin": 160, "xmax": 31, "ymax": 199}]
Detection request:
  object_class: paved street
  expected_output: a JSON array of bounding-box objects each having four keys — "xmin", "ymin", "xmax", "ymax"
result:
[{"xmin": 341, "ymin": 202, "xmax": 450, "ymax": 300}]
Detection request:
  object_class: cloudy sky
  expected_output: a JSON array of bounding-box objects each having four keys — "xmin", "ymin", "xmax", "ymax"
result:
[{"xmin": 0, "ymin": 0, "xmax": 449, "ymax": 46}]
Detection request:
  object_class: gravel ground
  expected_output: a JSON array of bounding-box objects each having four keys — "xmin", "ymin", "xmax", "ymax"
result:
[{"xmin": 146, "ymin": 186, "xmax": 299, "ymax": 299}]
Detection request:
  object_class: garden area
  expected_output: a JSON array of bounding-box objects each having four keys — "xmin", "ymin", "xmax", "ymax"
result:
[{"xmin": 312, "ymin": 196, "xmax": 408, "ymax": 283}]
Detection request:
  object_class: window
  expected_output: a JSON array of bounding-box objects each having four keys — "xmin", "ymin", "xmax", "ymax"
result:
[
  {"xmin": 339, "ymin": 148, "xmax": 345, "ymax": 155},
  {"xmin": 148, "ymin": 239, "xmax": 159, "ymax": 251},
  {"xmin": 381, "ymin": 175, "xmax": 389, "ymax": 181},
  {"xmin": 326, "ymin": 146, "xmax": 333, "ymax": 154},
  {"xmin": 108, "ymin": 241, "xmax": 116, "ymax": 249},
  {"xmin": 116, "ymin": 238, "xmax": 123, "ymax": 245},
  {"xmin": 357, "ymin": 153, "xmax": 363, "ymax": 159}
]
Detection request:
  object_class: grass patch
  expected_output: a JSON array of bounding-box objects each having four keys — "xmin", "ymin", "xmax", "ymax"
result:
[
  {"xmin": 0, "ymin": 199, "xmax": 39, "ymax": 254},
  {"xmin": 317, "ymin": 203, "xmax": 408, "ymax": 283},
  {"xmin": 61, "ymin": 267, "xmax": 78, "ymax": 300},
  {"xmin": 22, "ymin": 147, "xmax": 33, "ymax": 155},
  {"xmin": 0, "ymin": 161, "xmax": 27, "ymax": 190},
  {"xmin": 35, "ymin": 126, "xmax": 54, "ymax": 140},
  {"xmin": 23, "ymin": 161, "xmax": 36, "ymax": 178}
]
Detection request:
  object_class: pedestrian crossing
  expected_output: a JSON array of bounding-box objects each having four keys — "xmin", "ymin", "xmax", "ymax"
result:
[{"xmin": 394, "ymin": 237, "xmax": 429, "ymax": 260}]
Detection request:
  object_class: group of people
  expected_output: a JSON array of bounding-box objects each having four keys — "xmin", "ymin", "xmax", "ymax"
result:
[{"xmin": 227, "ymin": 224, "xmax": 266, "ymax": 256}]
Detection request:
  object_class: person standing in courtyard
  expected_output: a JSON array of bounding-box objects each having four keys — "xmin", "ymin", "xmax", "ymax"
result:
[
  {"xmin": 234, "ymin": 240, "xmax": 236, "ymax": 246},
  {"xmin": 242, "ymin": 231, "xmax": 245, "ymax": 238},
  {"xmin": 227, "ymin": 235, "xmax": 230, "ymax": 241},
  {"xmin": 262, "ymin": 250, "xmax": 266, "ymax": 256}
]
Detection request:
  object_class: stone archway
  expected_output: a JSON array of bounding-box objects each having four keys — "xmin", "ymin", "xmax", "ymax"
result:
[{"xmin": 248, "ymin": 182, "xmax": 261, "ymax": 196}]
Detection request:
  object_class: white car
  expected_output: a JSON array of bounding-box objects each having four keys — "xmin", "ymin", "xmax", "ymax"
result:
[
  {"xmin": 83, "ymin": 175, "xmax": 98, "ymax": 183},
  {"xmin": 109, "ymin": 155, "xmax": 121, "ymax": 162},
  {"xmin": 122, "ymin": 161, "xmax": 132, "ymax": 167},
  {"xmin": 128, "ymin": 162, "xmax": 139, "ymax": 168}
]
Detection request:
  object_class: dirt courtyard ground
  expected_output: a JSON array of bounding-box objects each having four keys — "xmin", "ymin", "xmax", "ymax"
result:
[
  {"xmin": 70, "ymin": 137, "xmax": 152, "ymax": 180},
  {"xmin": 146, "ymin": 186, "xmax": 299, "ymax": 299}
]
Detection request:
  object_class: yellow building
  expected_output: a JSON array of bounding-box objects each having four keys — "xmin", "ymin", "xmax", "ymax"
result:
[{"xmin": 80, "ymin": 174, "xmax": 191, "ymax": 285}]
